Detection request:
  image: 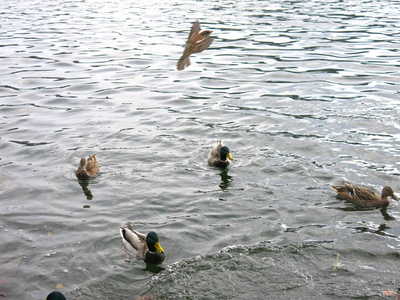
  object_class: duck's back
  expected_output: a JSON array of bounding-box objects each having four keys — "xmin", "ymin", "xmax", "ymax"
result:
[
  {"xmin": 207, "ymin": 142, "xmax": 222, "ymax": 165},
  {"xmin": 348, "ymin": 185, "xmax": 386, "ymax": 207}
]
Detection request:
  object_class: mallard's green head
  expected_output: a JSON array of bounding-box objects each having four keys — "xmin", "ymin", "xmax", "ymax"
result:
[
  {"xmin": 46, "ymin": 291, "xmax": 66, "ymax": 300},
  {"xmin": 146, "ymin": 231, "xmax": 164, "ymax": 253},
  {"xmin": 220, "ymin": 146, "xmax": 233, "ymax": 161}
]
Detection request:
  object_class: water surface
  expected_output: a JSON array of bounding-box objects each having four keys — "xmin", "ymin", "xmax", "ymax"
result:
[{"xmin": 1, "ymin": 0, "xmax": 400, "ymax": 299}]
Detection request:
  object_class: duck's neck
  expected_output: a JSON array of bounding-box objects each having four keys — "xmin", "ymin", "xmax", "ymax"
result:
[
  {"xmin": 380, "ymin": 195, "xmax": 389, "ymax": 203},
  {"xmin": 220, "ymin": 153, "xmax": 228, "ymax": 161},
  {"xmin": 148, "ymin": 244, "xmax": 157, "ymax": 253},
  {"xmin": 381, "ymin": 190, "xmax": 389, "ymax": 200},
  {"xmin": 379, "ymin": 192, "xmax": 390, "ymax": 206}
]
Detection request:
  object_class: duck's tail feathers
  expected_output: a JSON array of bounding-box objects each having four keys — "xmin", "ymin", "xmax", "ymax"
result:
[{"xmin": 177, "ymin": 55, "xmax": 191, "ymax": 70}]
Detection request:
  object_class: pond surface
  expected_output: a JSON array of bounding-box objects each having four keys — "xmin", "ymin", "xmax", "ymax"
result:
[{"xmin": 1, "ymin": 0, "xmax": 400, "ymax": 299}]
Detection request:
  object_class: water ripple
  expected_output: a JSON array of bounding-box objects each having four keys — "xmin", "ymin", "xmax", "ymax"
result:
[{"xmin": 1, "ymin": 0, "xmax": 400, "ymax": 299}]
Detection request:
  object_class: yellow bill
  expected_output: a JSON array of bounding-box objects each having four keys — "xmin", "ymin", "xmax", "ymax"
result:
[{"xmin": 154, "ymin": 242, "xmax": 164, "ymax": 253}]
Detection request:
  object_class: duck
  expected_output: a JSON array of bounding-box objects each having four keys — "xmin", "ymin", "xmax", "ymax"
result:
[
  {"xmin": 332, "ymin": 181, "xmax": 398, "ymax": 208},
  {"xmin": 46, "ymin": 291, "xmax": 66, "ymax": 300},
  {"xmin": 120, "ymin": 224, "xmax": 165, "ymax": 264},
  {"xmin": 207, "ymin": 140, "xmax": 233, "ymax": 168},
  {"xmin": 75, "ymin": 154, "xmax": 99, "ymax": 179}
]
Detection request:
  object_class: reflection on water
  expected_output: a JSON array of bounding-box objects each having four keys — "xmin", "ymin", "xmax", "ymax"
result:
[
  {"xmin": 143, "ymin": 264, "xmax": 165, "ymax": 274},
  {"xmin": 354, "ymin": 223, "xmax": 396, "ymax": 238},
  {"xmin": 78, "ymin": 179, "xmax": 94, "ymax": 200},
  {"xmin": 219, "ymin": 168, "xmax": 232, "ymax": 191},
  {"xmin": 380, "ymin": 207, "xmax": 396, "ymax": 222},
  {"xmin": 1, "ymin": 0, "xmax": 400, "ymax": 299}
]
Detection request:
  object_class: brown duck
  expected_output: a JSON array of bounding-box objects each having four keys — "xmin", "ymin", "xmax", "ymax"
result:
[
  {"xmin": 75, "ymin": 154, "xmax": 99, "ymax": 179},
  {"xmin": 332, "ymin": 182, "xmax": 398, "ymax": 208}
]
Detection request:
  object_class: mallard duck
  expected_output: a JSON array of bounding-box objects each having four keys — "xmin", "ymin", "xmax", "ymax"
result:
[
  {"xmin": 75, "ymin": 154, "xmax": 99, "ymax": 179},
  {"xmin": 207, "ymin": 140, "xmax": 233, "ymax": 168},
  {"xmin": 46, "ymin": 291, "xmax": 66, "ymax": 300},
  {"xmin": 120, "ymin": 224, "xmax": 165, "ymax": 264},
  {"xmin": 332, "ymin": 182, "xmax": 398, "ymax": 208}
]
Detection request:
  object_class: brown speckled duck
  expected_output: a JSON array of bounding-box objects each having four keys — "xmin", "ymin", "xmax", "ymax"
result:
[
  {"xmin": 207, "ymin": 140, "xmax": 233, "ymax": 168},
  {"xmin": 75, "ymin": 154, "xmax": 99, "ymax": 179},
  {"xmin": 332, "ymin": 182, "xmax": 398, "ymax": 208},
  {"xmin": 120, "ymin": 224, "xmax": 165, "ymax": 264}
]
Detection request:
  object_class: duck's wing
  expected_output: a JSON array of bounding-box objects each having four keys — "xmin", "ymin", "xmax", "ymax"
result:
[
  {"xmin": 208, "ymin": 141, "xmax": 222, "ymax": 164},
  {"xmin": 331, "ymin": 185, "xmax": 348, "ymax": 194},
  {"xmin": 191, "ymin": 36, "xmax": 214, "ymax": 54},
  {"xmin": 120, "ymin": 227, "xmax": 147, "ymax": 258},
  {"xmin": 188, "ymin": 20, "xmax": 201, "ymax": 39},
  {"xmin": 343, "ymin": 182, "xmax": 382, "ymax": 206},
  {"xmin": 86, "ymin": 154, "xmax": 99, "ymax": 176},
  {"xmin": 332, "ymin": 185, "xmax": 354, "ymax": 201},
  {"xmin": 354, "ymin": 188, "xmax": 383, "ymax": 207},
  {"xmin": 352, "ymin": 186, "xmax": 378, "ymax": 201},
  {"xmin": 89, "ymin": 154, "xmax": 97, "ymax": 164}
]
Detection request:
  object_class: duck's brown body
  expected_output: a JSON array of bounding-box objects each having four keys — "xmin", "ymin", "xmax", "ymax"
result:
[
  {"xmin": 332, "ymin": 182, "xmax": 398, "ymax": 208},
  {"xmin": 76, "ymin": 154, "xmax": 99, "ymax": 179}
]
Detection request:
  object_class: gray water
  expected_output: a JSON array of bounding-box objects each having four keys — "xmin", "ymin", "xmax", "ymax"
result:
[{"xmin": 1, "ymin": 0, "xmax": 400, "ymax": 299}]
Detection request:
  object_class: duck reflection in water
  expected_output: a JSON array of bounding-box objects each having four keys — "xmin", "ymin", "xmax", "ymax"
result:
[
  {"xmin": 78, "ymin": 179, "xmax": 94, "ymax": 200},
  {"xmin": 354, "ymin": 223, "xmax": 394, "ymax": 238},
  {"xmin": 380, "ymin": 207, "xmax": 396, "ymax": 221},
  {"xmin": 75, "ymin": 154, "xmax": 99, "ymax": 200},
  {"xmin": 219, "ymin": 168, "xmax": 232, "ymax": 191}
]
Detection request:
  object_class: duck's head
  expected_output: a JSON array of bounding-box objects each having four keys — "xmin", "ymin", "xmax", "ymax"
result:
[
  {"xmin": 220, "ymin": 146, "xmax": 233, "ymax": 161},
  {"xmin": 146, "ymin": 231, "xmax": 164, "ymax": 253},
  {"xmin": 200, "ymin": 30, "xmax": 213, "ymax": 38},
  {"xmin": 79, "ymin": 158, "xmax": 87, "ymax": 171},
  {"xmin": 382, "ymin": 186, "xmax": 398, "ymax": 201},
  {"xmin": 46, "ymin": 291, "xmax": 66, "ymax": 300}
]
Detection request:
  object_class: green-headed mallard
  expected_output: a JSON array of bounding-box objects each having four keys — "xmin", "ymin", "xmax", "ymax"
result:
[
  {"xmin": 46, "ymin": 291, "xmax": 66, "ymax": 300},
  {"xmin": 75, "ymin": 154, "xmax": 99, "ymax": 179},
  {"xmin": 120, "ymin": 224, "xmax": 165, "ymax": 264},
  {"xmin": 332, "ymin": 182, "xmax": 398, "ymax": 208},
  {"xmin": 207, "ymin": 140, "xmax": 233, "ymax": 168}
]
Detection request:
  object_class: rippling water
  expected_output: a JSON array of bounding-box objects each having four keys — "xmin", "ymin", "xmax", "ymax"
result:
[{"xmin": 1, "ymin": 0, "xmax": 400, "ymax": 299}]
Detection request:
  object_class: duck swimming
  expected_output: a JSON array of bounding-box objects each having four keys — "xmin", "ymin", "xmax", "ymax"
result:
[
  {"xmin": 120, "ymin": 224, "xmax": 165, "ymax": 264},
  {"xmin": 207, "ymin": 140, "xmax": 233, "ymax": 168},
  {"xmin": 75, "ymin": 154, "xmax": 99, "ymax": 179},
  {"xmin": 332, "ymin": 181, "xmax": 398, "ymax": 208},
  {"xmin": 46, "ymin": 291, "xmax": 66, "ymax": 300}
]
